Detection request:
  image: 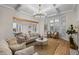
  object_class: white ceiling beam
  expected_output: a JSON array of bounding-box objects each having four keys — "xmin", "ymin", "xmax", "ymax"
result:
[{"xmin": 47, "ymin": 9, "xmax": 73, "ymax": 17}]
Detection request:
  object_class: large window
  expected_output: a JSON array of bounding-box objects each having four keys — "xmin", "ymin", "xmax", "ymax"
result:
[
  {"xmin": 49, "ymin": 15, "xmax": 66, "ymax": 38},
  {"xmin": 50, "ymin": 18, "xmax": 60, "ymax": 32},
  {"xmin": 13, "ymin": 22, "xmax": 37, "ymax": 33},
  {"xmin": 13, "ymin": 22, "xmax": 23, "ymax": 32}
]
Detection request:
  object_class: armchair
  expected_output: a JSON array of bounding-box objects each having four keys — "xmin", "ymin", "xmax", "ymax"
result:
[
  {"xmin": 52, "ymin": 32, "xmax": 59, "ymax": 39},
  {"xmin": 7, "ymin": 37, "xmax": 26, "ymax": 52}
]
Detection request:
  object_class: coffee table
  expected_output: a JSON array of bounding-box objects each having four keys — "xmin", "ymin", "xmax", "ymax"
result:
[{"xmin": 35, "ymin": 38, "xmax": 48, "ymax": 49}]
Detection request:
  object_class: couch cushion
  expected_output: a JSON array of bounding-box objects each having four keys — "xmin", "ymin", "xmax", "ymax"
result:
[
  {"xmin": 0, "ymin": 40, "xmax": 12, "ymax": 55},
  {"xmin": 26, "ymin": 34, "xmax": 30, "ymax": 39},
  {"xmin": 0, "ymin": 46, "xmax": 12, "ymax": 55},
  {"xmin": 9, "ymin": 42, "xmax": 26, "ymax": 52},
  {"xmin": 17, "ymin": 36, "xmax": 26, "ymax": 44},
  {"xmin": 15, "ymin": 46, "xmax": 35, "ymax": 55}
]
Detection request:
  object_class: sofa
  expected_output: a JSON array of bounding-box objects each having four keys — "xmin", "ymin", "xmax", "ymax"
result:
[
  {"xmin": 15, "ymin": 32, "xmax": 39, "ymax": 44},
  {"xmin": 0, "ymin": 38, "xmax": 38, "ymax": 55}
]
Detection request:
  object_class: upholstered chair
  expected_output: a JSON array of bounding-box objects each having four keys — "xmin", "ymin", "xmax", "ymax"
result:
[{"xmin": 7, "ymin": 37, "xmax": 26, "ymax": 52}]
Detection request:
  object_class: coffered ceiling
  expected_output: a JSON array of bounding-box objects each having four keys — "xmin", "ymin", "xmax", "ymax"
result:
[{"xmin": 5, "ymin": 4, "xmax": 76, "ymax": 17}]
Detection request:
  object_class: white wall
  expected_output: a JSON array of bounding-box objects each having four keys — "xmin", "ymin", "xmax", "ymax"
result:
[
  {"xmin": 74, "ymin": 5, "xmax": 79, "ymax": 47},
  {"xmin": 0, "ymin": 5, "xmax": 15, "ymax": 40},
  {"xmin": 64, "ymin": 11, "xmax": 77, "ymax": 41},
  {"xmin": 57, "ymin": 5, "xmax": 79, "ymax": 46},
  {"xmin": 39, "ymin": 17, "xmax": 45, "ymax": 36},
  {"xmin": 65, "ymin": 12, "xmax": 77, "ymax": 29},
  {"xmin": 64, "ymin": 5, "xmax": 79, "ymax": 51}
]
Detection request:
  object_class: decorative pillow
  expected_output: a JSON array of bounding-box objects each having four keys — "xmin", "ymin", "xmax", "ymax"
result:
[
  {"xmin": 16, "ymin": 35, "xmax": 26, "ymax": 44},
  {"xmin": 7, "ymin": 37, "xmax": 17, "ymax": 45},
  {"xmin": 26, "ymin": 34, "xmax": 30, "ymax": 40}
]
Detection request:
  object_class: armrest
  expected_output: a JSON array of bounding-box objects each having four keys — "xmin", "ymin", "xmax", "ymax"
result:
[
  {"xmin": 15, "ymin": 46, "xmax": 35, "ymax": 55},
  {"xmin": 33, "ymin": 52, "xmax": 39, "ymax": 55},
  {"xmin": 9, "ymin": 42, "xmax": 26, "ymax": 52}
]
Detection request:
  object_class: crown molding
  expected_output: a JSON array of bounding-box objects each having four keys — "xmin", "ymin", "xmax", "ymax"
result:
[
  {"xmin": 47, "ymin": 10, "xmax": 73, "ymax": 18},
  {"xmin": 0, "ymin": 5, "xmax": 15, "ymax": 11}
]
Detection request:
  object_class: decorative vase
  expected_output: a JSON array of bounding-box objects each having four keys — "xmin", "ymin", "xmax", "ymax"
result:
[
  {"xmin": 41, "ymin": 36, "xmax": 43, "ymax": 40},
  {"xmin": 69, "ymin": 36, "xmax": 74, "ymax": 45},
  {"xmin": 69, "ymin": 35, "xmax": 78, "ymax": 50}
]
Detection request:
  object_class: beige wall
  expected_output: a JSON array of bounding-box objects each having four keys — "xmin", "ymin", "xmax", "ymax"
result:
[{"xmin": 0, "ymin": 5, "xmax": 15, "ymax": 40}]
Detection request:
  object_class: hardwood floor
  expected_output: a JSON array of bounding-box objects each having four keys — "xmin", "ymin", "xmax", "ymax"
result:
[
  {"xmin": 34, "ymin": 38, "xmax": 70, "ymax": 55},
  {"xmin": 26, "ymin": 38, "xmax": 70, "ymax": 55},
  {"xmin": 54, "ymin": 38, "xmax": 70, "ymax": 55}
]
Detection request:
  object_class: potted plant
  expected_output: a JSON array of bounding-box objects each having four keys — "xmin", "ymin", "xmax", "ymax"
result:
[{"xmin": 66, "ymin": 24, "xmax": 78, "ymax": 49}]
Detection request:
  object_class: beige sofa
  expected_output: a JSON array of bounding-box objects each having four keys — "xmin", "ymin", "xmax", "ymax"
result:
[
  {"xmin": 16, "ymin": 33, "xmax": 39, "ymax": 44},
  {"xmin": 0, "ymin": 37, "xmax": 38, "ymax": 55}
]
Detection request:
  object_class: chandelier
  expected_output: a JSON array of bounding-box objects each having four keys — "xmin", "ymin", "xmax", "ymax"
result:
[{"xmin": 33, "ymin": 4, "xmax": 46, "ymax": 17}]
